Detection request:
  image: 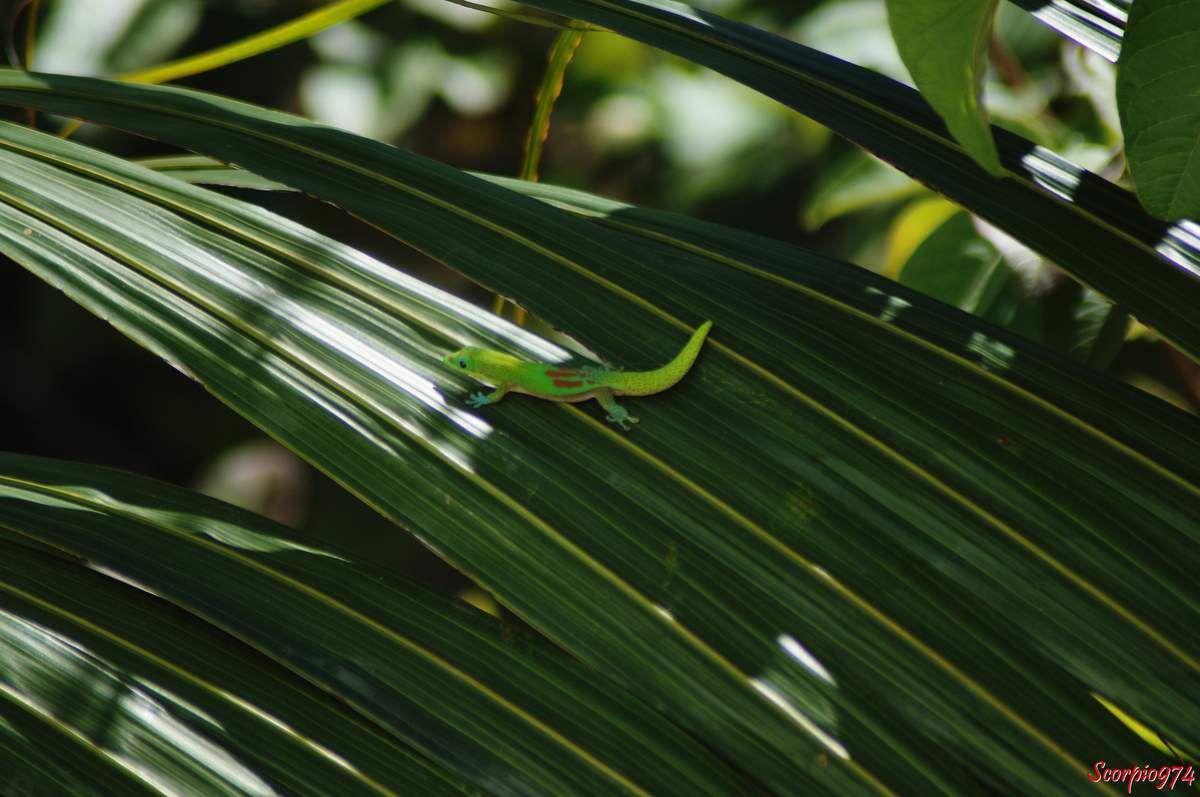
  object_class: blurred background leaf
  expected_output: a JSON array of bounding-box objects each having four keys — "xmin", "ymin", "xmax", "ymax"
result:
[{"xmin": 1115, "ymin": 0, "xmax": 1200, "ymax": 220}]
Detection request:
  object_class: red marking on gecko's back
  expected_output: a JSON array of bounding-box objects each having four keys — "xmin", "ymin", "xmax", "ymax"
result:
[
  {"xmin": 545, "ymin": 368, "xmax": 581, "ymax": 378},
  {"xmin": 553, "ymin": 379, "xmax": 583, "ymax": 388}
]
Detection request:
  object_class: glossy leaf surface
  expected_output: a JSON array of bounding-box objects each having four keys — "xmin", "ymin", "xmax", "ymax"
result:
[
  {"xmin": 478, "ymin": 1, "xmax": 1200, "ymax": 361},
  {"xmin": 0, "ymin": 85, "xmax": 1195, "ymax": 794},
  {"xmin": 1008, "ymin": 0, "xmax": 1127, "ymax": 61},
  {"xmin": 5, "ymin": 24, "xmax": 1198, "ymax": 361},
  {"xmin": 0, "ymin": 452, "xmax": 747, "ymax": 796}
]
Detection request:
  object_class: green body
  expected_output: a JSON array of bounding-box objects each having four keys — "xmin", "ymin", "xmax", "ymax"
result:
[{"xmin": 443, "ymin": 321, "xmax": 713, "ymax": 430}]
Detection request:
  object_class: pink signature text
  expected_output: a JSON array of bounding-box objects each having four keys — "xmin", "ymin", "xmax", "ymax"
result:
[{"xmin": 1089, "ymin": 762, "xmax": 1196, "ymax": 792}]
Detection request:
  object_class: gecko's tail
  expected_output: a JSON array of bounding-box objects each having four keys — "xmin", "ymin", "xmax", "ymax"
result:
[{"xmin": 610, "ymin": 320, "xmax": 713, "ymax": 397}]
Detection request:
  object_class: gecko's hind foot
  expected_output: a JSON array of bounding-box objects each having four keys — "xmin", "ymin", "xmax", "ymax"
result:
[{"xmin": 605, "ymin": 412, "xmax": 639, "ymax": 431}]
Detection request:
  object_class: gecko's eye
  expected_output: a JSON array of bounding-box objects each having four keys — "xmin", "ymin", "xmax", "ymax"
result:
[{"xmin": 458, "ymin": 358, "xmax": 467, "ymax": 369}]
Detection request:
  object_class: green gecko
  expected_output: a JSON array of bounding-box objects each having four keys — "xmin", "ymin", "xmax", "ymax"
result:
[{"xmin": 442, "ymin": 320, "xmax": 713, "ymax": 430}]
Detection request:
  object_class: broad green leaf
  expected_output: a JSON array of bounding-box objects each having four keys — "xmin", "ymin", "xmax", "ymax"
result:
[
  {"xmin": 1116, "ymin": 0, "xmax": 1200, "ymax": 220},
  {"xmin": 128, "ymin": 155, "xmax": 1146, "ymax": 430},
  {"xmin": 6, "ymin": 24, "xmax": 1200, "ymax": 361},
  {"xmin": 157, "ymin": 156, "xmax": 1119, "ymax": 367},
  {"xmin": 478, "ymin": 0, "xmax": 1200, "ymax": 363},
  {"xmin": 0, "ymin": 105, "xmax": 1194, "ymax": 794},
  {"xmin": 0, "ymin": 121, "xmax": 855, "ymax": 796},
  {"xmin": 1, "ymin": 673, "xmax": 161, "ymax": 797},
  {"xmin": 0, "ymin": 542, "xmax": 468, "ymax": 797},
  {"xmin": 0, "ymin": 452, "xmax": 750, "ymax": 796},
  {"xmin": 1008, "ymin": 0, "xmax": 1127, "ymax": 62},
  {"xmin": 488, "ymin": 167, "xmax": 1186, "ymax": 448},
  {"xmin": 886, "ymin": 0, "xmax": 1002, "ymax": 175},
  {"xmin": 477, "ymin": 175, "xmax": 1200, "ymax": 762}
]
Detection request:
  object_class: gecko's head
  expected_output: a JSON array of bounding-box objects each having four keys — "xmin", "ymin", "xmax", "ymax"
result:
[
  {"xmin": 443, "ymin": 346, "xmax": 524, "ymax": 384},
  {"xmin": 442, "ymin": 347, "xmax": 483, "ymax": 377}
]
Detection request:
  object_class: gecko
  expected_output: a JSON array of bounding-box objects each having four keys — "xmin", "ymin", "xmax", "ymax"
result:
[{"xmin": 442, "ymin": 320, "xmax": 713, "ymax": 430}]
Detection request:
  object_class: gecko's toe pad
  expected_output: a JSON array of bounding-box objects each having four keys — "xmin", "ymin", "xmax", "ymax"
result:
[{"xmin": 605, "ymin": 412, "xmax": 639, "ymax": 431}]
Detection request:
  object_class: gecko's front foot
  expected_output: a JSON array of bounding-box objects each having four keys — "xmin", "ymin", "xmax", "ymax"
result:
[
  {"xmin": 466, "ymin": 391, "xmax": 491, "ymax": 408},
  {"xmin": 605, "ymin": 410, "xmax": 639, "ymax": 431}
]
